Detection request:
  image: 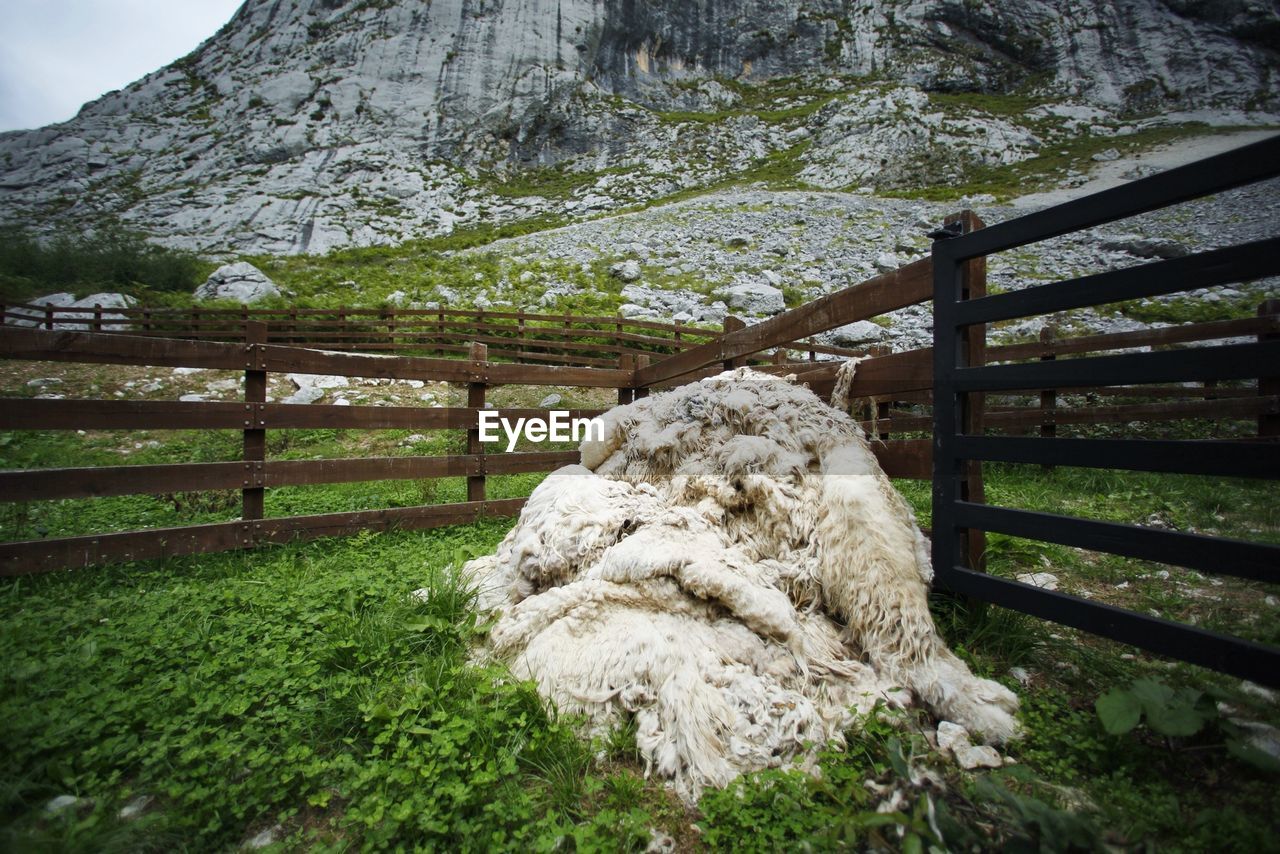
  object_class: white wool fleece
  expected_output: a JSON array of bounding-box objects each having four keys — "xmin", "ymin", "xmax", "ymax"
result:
[{"xmin": 464, "ymin": 367, "xmax": 1018, "ymax": 801}]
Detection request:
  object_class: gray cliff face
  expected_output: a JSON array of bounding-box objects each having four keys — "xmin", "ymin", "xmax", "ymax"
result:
[{"xmin": 0, "ymin": 0, "xmax": 1275, "ymax": 255}]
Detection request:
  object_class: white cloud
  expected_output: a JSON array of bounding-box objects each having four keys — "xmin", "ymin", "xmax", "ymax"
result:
[{"xmin": 0, "ymin": 0, "xmax": 242, "ymax": 132}]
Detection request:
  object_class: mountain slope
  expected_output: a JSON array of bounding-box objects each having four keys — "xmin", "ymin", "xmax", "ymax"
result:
[{"xmin": 0, "ymin": 0, "xmax": 1276, "ymax": 255}]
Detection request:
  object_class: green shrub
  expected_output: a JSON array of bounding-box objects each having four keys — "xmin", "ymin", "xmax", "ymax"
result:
[{"xmin": 0, "ymin": 221, "xmax": 205, "ymax": 298}]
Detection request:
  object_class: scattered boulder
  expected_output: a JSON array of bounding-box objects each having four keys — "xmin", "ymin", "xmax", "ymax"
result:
[
  {"xmin": 1100, "ymin": 235, "xmax": 1189, "ymax": 260},
  {"xmin": 1091, "ymin": 148, "xmax": 1121, "ymax": 162},
  {"xmin": 44, "ymin": 795, "xmax": 83, "ymax": 814},
  {"xmin": 1122, "ymin": 164, "xmax": 1160, "ymax": 180},
  {"xmin": 937, "ymin": 721, "xmax": 1004, "ymax": 769},
  {"xmin": 245, "ymin": 825, "xmax": 284, "ymax": 849},
  {"xmin": 194, "ymin": 262, "xmax": 282, "ymax": 303},
  {"xmin": 873, "ymin": 252, "xmax": 900, "ymax": 273},
  {"xmin": 609, "ymin": 260, "xmax": 642, "ymax": 282},
  {"xmin": 1016, "ymin": 572, "xmax": 1059, "ymax": 590},
  {"xmin": 539, "ymin": 393, "xmax": 563, "ymax": 408},
  {"xmin": 724, "ymin": 279, "xmax": 784, "ymax": 315},
  {"xmin": 282, "ymin": 386, "xmax": 325, "ymax": 405},
  {"xmin": 5, "ymin": 292, "xmax": 75, "ymax": 326},
  {"xmin": 829, "ymin": 320, "xmax": 888, "ymax": 346},
  {"xmin": 619, "ymin": 303, "xmax": 655, "ymax": 319},
  {"xmin": 30, "ymin": 293, "xmax": 140, "ymax": 331},
  {"xmin": 118, "ymin": 795, "xmax": 152, "ymax": 821},
  {"xmin": 287, "ymin": 373, "xmax": 349, "ymax": 391}
]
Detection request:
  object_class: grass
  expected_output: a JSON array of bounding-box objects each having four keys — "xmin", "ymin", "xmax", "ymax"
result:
[
  {"xmin": 3, "ymin": 390, "xmax": 1277, "ymax": 850},
  {"xmin": 883, "ymin": 122, "xmax": 1265, "ymax": 203}
]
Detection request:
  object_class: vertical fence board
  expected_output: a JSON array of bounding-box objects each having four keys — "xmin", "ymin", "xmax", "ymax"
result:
[
  {"xmin": 467, "ymin": 342, "xmax": 488, "ymax": 502},
  {"xmin": 243, "ymin": 322, "xmax": 267, "ymax": 520}
]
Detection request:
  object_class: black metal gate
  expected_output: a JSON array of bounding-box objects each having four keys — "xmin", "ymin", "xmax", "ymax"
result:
[{"xmin": 930, "ymin": 134, "xmax": 1280, "ymax": 687}]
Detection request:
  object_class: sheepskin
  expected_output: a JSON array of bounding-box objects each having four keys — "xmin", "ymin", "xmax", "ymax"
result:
[{"xmin": 463, "ymin": 367, "xmax": 1018, "ymax": 800}]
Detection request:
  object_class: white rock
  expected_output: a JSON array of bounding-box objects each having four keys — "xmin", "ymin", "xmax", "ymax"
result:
[
  {"xmin": 956, "ymin": 744, "xmax": 1004, "ymax": 770},
  {"xmin": 936, "ymin": 721, "xmax": 970, "ymax": 756},
  {"xmin": 724, "ymin": 280, "xmax": 784, "ymax": 315},
  {"xmin": 619, "ymin": 303, "xmax": 656, "ymax": 319},
  {"xmin": 873, "ymin": 252, "xmax": 899, "ymax": 272},
  {"xmin": 539, "ymin": 393, "xmax": 563, "ymax": 408},
  {"xmin": 1016, "ymin": 572, "xmax": 1059, "ymax": 591},
  {"xmin": 179, "ymin": 393, "xmax": 208, "ymax": 402},
  {"xmin": 1091, "ymin": 148, "xmax": 1121, "ymax": 162},
  {"xmin": 829, "ymin": 320, "xmax": 887, "ymax": 346},
  {"xmin": 118, "ymin": 795, "xmax": 152, "ymax": 820},
  {"xmin": 194, "ymin": 262, "xmax": 281, "ymax": 304},
  {"xmin": 282, "ymin": 386, "xmax": 324, "ymax": 405},
  {"xmin": 46, "ymin": 293, "xmax": 140, "ymax": 331},
  {"xmin": 245, "ymin": 824, "xmax": 283, "ymax": 849},
  {"xmin": 287, "ymin": 373, "xmax": 349, "ymax": 390},
  {"xmin": 1239, "ymin": 681, "xmax": 1277, "ymax": 704},
  {"xmin": 45, "ymin": 795, "xmax": 81, "ymax": 814},
  {"xmin": 5, "ymin": 293, "xmax": 79, "ymax": 326},
  {"xmin": 610, "ymin": 260, "xmax": 642, "ymax": 282},
  {"xmin": 26, "ymin": 377, "xmax": 63, "ymax": 387}
]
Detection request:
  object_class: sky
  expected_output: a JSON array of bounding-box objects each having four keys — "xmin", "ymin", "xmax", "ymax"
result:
[{"xmin": 0, "ymin": 0, "xmax": 244, "ymax": 133}]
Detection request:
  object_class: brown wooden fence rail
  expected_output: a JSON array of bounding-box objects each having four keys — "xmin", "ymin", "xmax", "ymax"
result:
[
  {"xmin": 0, "ymin": 303, "xmax": 868, "ymax": 370},
  {"xmin": 0, "ymin": 318, "xmax": 902, "ymax": 576},
  {"xmin": 0, "ymin": 324, "xmax": 626, "ymax": 575}
]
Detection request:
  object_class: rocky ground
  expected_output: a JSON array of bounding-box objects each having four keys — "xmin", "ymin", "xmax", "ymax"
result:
[{"xmin": 462, "ymin": 134, "xmax": 1280, "ymax": 353}]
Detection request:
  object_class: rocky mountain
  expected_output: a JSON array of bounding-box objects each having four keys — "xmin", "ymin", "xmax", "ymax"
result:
[{"xmin": 0, "ymin": 0, "xmax": 1276, "ymax": 256}]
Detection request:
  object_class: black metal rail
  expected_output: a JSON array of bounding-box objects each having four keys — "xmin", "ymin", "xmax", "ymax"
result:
[{"xmin": 930, "ymin": 133, "xmax": 1280, "ymax": 686}]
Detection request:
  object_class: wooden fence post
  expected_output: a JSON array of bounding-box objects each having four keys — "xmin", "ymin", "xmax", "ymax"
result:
[
  {"xmin": 467, "ymin": 342, "xmax": 488, "ymax": 503},
  {"xmin": 618, "ymin": 352, "xmax": 635, "ymax": 405},
  {"xmin": 634, "ymin": 355, "xmax": 651, "ymax": 399},
  {"xmin": 242, "ymin": 321, "xmax": 267, "ymax": 522},
  {"xmin": 807, "ymin": 338, "xmax": 817, "ymax": 362},
  {"xmin": 674, "ymin": 319, "xmax": 683, "ymax": 348},
  {"xmin": 876, "ymin": 400, "xmax": 891, "ymax": 442},
  {"xmin": 948, "ymin": 210, "xmax": 987, "ymax": 573},
  {"xmin": 723, "ymin": 316, "xmax": 746, "ymax": 371},
  {"xmin": 142, "ymin": 307, "xmax": 151, "ymax": 334},
  {"xmin": 44, "ymin": 305, "xmax": 54, "ymax": 330},
  {"xmin": 517, "ymin": 310, "xmax": 527, "ymax": 363},
  {"xmin": 92, "ymin": 304, "xmax": 103, "ymax": 334},
  {"xmin": 1261, "ymin": 299, "xmax": 1279, "ymax": 438},
  {"xmin": 1039, "ymin": 326, "xmax": 1057, "ymax": 458}
]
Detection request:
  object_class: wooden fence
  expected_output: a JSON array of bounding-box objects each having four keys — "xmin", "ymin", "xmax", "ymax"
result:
[
  {"xmin": 2, "ymin": 210, "xmax": 1271, "ymax": 576},
  {"xmin": 0, "ymin": 303, "xmax": 869, "ymax": 369}
]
